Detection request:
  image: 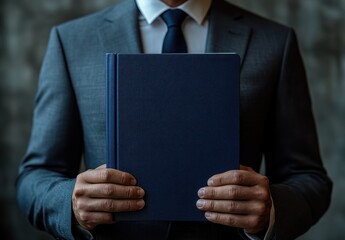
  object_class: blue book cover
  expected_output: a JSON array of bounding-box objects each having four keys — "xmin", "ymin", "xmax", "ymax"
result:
[{"xmin": 106, "ymin": 53, "xmax": 240, "ymax": 221}]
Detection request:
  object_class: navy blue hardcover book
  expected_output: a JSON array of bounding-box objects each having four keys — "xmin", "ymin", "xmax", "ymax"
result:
[{"xmin": 106, "ymin": 53, "xmax": 240, "ymax": 221}]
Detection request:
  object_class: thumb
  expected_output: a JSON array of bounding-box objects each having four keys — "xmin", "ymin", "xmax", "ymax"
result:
[
  {"xmin": 96, "ymin": 164, "xmax": 107, "ymax": 169},
  {"xmin": 240, "ymin": 165, "xmax": 254, "ymax": 172}
]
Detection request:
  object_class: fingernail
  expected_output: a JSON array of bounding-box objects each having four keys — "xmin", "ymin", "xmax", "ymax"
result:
[
  {"xmin": 198, "ymin": 188, "xmax": 205, "ymax": 198},
  {"xmin": 207, "ymin": 178, "xmax": 214, "ymax": 186},
  {"xmin": 137, "ymin": 188, "xmax": 145, "ymax": 197},
  {"xmin": 130, "ymin": 179, "xmax": 137, "ymax": 185},
  {"xmin": 196, "ymin": 199, "xmax": 205, "ymax": 209},
  {"xmin": 205, "ymin": 212, "xmax": 213, "ymax": 219},
  {"xmin": 137, "ymin": 200, "xmax": 145, "ymax": 209}
]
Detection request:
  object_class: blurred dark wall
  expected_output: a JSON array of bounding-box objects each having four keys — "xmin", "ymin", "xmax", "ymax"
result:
[{"xmin": 0, "ymin": 0, "xmax": 344, "ymax": 239}]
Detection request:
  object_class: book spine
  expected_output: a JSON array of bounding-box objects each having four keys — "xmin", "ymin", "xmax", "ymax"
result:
[
  {"xmin": 233, "ymin": 55, "xmax": 240, "ymax": 169},
  {"xmin": 116, "ymin": 54, "xmax": 120, "ymax": 170},
  {"xmin": 106, "ymin": 53, "xmax": 117, "ymax": 169}
]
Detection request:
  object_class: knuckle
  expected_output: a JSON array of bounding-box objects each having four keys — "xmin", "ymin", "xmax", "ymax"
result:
[
  {"xmin": 256, "ymin": 189, "xmax": 270, "ymax": 201},
  {"xmin": 102, "ymin": 200, "xmax": 115, "ymax": 211},
  {"xmin": 208, "ymin": 188, "xmax": 216, "ymax": 198},
  {"xmin": 73, "ymin": 186, "xmax": 85, "ymax": 197},
  {"xmin": 99, "ymin": 169, "xmax": 111, "ymax": 182},
  {"xmin": 76, "ymin": 200, "xmax": 86, "ymax": 210},
  {"xmin": 120, "ymin": 172, "xmax": 127, "ymax": 185},
  {"xmin": 228, "ymin": 186, "xmax": 239, "ymax": 199},
  {"xmin": 76, "ymin": 174, "xmax": 83, "ymax": 183},
  {"xmin": 103, "ymin": 185, "xmax": 115, "ymax": 197},
  {"xmin": 248, "ymin": 215, "xmax": 261, "ymax": 229},
  {"xmin": 215, "ymin": 176, "xmax": 222, "ymax": 185},
  {"xmin": 227, "ymin": 201, "xmax": 238, "ymax": 212},
  {"xmin": 79, "ymin": 211, "xmax": 91, "ymax": 223},
  {"xmin": 232, "ymin": 172, "xmax": 243, "ymax": 184},
  {"xmin": 212, "ymin": 213, "xmax": 221, "ymax": 223},
  {"xmin": 260, "ymin": 176, "xmax": 270, "ymax": 186},
  {"xmin": 225, "ymin": 216, "xmax": 236, "ymax": 226},
  {"xmin": 255, "ymin": 202, "xmax": 266, "ymax": 214},
  {"xmin": 126, "ymin": 187, "xmax": 132, "ymax": 198},
  {"xmin": 209, "ymin": 200, "xmax": 215, "ymax": 210},
  {"xmin": 80, "ymin": 217, "xmax": 96, "ymax": 230}
]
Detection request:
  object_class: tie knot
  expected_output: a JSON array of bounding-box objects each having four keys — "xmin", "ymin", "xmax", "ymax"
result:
[{"xmin": 161, "ymin": 9, "xmax": 187, "ymax": 28}]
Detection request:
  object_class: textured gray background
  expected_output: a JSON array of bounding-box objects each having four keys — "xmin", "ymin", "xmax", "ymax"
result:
[{"xmin": 0, "ymin": 0, "xmax": 344, "ymax": 239}]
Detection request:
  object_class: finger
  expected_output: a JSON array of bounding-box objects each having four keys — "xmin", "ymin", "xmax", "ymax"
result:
[
  {"xmin": 79, "ymin": 198, "xmax": 145, "ymax": 213},
  {"xmin": 198, "ymin": 185, "xmax": 269, "ymax": 201},
  {"xmin": 79, "ymin": 168, "xmax": 137, "ymax": 186},
  {"xmin": 96, "ymin": 164, "xmax": 107, "ymax": 169},
  {"xmin": 240, "ymin": 165, "xmax": 254, "ymax": 172},
  {"xmin": 198, "ymin": 185, "xmax": 251, "ymax": 200},
  {"xmin": 208, "ymin": 170, "xmax": 269, "ymax": 187},
  {"xmin": 196, "ymin": 199, "xmax": 269, "ymax": 215},
  {"xmin": 204, "ymin": 212, "xmax": 267, "ymax": 232},
  {"xmin": 76, "ymin": 211, "xmax": 114, "ymax": 230},
  {"xmin": 85, "ymin": 184, "xmax": 145, "ymax": 199}
]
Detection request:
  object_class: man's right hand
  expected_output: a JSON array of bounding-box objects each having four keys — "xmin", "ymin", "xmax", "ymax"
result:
[{"xmin": 72, "ymin": 164, "xmax": 145, "ymax": 230}]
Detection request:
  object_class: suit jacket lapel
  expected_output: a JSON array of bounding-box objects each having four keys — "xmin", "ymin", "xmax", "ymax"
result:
[
  {"xmin": 98, "ymin": 0, "xmax": 142, "ymax": 54},
  {"xmin": 98, "ymin": 0, "xmax": 250, "ymax": 58},
  {"xmin": 206, "ymin": 0, "xmax": 252, "ymax": 66}
]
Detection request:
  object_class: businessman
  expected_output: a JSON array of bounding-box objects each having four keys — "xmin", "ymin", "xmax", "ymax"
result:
[{"xmin": 16, "ymin": 0, "xmax": 332, "ymax": 239}]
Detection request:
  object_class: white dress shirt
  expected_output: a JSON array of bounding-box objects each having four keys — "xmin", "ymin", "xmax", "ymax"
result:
[
  {"xmin": 135, "ymin": 1, "xmax": 275, "ymax": 239},
  {"xmin": 136, "ymin": 0, "xmax": 211, "ymax": 53}
]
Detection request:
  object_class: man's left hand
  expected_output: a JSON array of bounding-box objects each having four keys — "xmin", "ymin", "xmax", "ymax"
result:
[{"xmin": 196, "ymin": 165, "xmax": 272, "ymax": 234}]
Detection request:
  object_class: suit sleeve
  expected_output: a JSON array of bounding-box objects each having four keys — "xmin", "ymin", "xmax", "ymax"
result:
[
  {"xmin": 265, "ymin": 29, "xmax": 332, "ymax": 240},
  {"xmin": 16, "ymin": 27, "xmax": 83, "ymax": 240}
]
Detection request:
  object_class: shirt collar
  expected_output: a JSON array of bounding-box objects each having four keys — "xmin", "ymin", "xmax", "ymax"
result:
[{"xmin": 135, "ymin": 0, "xmax": 212, "ymax": 25}]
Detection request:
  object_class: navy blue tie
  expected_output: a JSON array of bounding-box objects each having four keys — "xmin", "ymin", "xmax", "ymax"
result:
[{"xmin": 161, "ymin": 9, "xmax": 188, "ymax": 53}]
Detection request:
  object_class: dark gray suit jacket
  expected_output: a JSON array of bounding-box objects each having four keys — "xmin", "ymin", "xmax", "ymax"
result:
[{"xmin": 16, "ymin": 0, "xmax": 332, "ymax": 239}]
